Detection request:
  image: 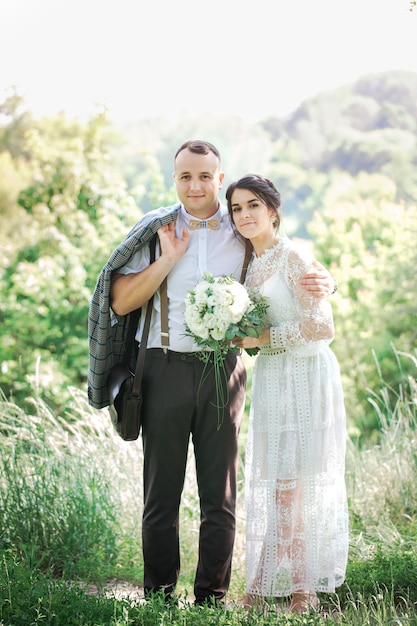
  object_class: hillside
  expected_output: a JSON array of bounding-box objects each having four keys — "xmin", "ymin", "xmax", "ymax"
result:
[{"xmin": 261, "ymin": 70, "xmax": 417, "ymax": 196}]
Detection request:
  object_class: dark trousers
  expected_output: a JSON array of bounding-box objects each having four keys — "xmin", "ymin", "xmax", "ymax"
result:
[{"xmin": 141, "ymin": 348, "xmax": 246, "ymax": 603}]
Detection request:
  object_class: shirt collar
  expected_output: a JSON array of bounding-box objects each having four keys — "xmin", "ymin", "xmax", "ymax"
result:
[{"xmin": 179, "ymin": 203, "xmax": 224, "ymax": 228}]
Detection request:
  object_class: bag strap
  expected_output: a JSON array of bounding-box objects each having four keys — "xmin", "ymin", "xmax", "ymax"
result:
[
  {"xmin": 130, "ymin": 236, "xmax": 157, "ymax": 396},
  {"xmin": 124, "ymin": 309, "xmax": 141, "ymax": 365},
  {"xmin": 123, "ymin": 235, "xmax": 156, "ymax": 363}
]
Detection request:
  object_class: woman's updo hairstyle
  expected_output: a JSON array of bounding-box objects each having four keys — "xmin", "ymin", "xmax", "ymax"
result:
[{"xmin": 226, "ymin": 174, "xmax": 281, "ymax": 229}]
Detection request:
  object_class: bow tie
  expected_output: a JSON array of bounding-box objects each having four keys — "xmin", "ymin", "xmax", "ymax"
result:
[{"xmin": 188, "ymin": 219, "xmax": 220, "ymax": 231}]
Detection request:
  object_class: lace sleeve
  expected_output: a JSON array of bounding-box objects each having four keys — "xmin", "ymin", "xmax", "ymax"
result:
[{"xmin": 270, "ymin": 246, "xmax": 334, "ymax": 349}]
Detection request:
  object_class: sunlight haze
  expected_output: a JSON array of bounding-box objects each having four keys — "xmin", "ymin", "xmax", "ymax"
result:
[{"xmin": 1, "ymin": 0, "xmax": 416, "ymax": 123}]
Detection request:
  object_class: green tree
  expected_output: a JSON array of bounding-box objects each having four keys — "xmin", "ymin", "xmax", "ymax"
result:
[
  {"xmin": 308, "ymin": 170, "xmax": 417, "ymax": 440},
  {"xmin": 0, "ymin": 100, "xmax": 141, "ymax": 408}
]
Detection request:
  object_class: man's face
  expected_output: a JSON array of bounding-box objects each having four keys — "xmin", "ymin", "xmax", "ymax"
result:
[{"xmin": 173, "ymin": 148, "xmax": 225, "ymax": 218}]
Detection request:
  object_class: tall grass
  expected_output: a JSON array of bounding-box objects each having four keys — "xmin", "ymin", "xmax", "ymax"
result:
[
  {"xmin": 0, "ymin": 388, "xmax": 144, "ymax": 582},
  {"xmin": 347, "ymin": 349, "xmax": 417, "ymax": 538},
  {"xmin": 1, "ymin": 349, "xmax": 417, "ymax": 624}
]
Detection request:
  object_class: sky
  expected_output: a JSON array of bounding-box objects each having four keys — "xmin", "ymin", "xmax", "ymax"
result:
[{"xmin": 1, "ymin": 0, "xmax": 416, "ymax": 124}]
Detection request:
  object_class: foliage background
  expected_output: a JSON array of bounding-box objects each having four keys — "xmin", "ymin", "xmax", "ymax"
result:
[
  {"xmin": 1, "ymin": 69, "xmax": 417, "ymax": 442},
  {"xmin": 1, "ymin": 68, "xmax": 417, "ymax": 624}
]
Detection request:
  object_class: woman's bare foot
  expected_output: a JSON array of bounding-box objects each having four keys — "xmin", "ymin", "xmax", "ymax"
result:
[
  {"xmin": 238, "ymin": 594, "xmax": 264, "ymax": 610},
  {"xmin": 289, "ymin": 591, "xmax": 319, "ymax": 613}
]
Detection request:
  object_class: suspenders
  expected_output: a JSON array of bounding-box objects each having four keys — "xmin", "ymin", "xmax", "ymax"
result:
[{"xmin": 160, "ymin": 238, "xmax": 253, "ymax": 349}]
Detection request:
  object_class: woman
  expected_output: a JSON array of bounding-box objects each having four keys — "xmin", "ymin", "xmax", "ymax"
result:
[{"xmin": 226, "ymin": 174, "xmax": 349, "ymax": 613}]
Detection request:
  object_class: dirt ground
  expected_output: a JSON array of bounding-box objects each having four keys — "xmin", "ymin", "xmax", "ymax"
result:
[{"xmin": 79, "ymin": 578, "xmax": 146, "ymax": 602}]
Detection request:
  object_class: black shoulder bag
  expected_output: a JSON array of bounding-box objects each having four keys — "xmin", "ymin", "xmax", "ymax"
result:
[{"xmin": 107, "ymin": 236, "xmax": 157, "ymax": 441}]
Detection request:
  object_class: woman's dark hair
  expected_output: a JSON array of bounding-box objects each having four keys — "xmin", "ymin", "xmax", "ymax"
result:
[{"xmin": 226, "ymin": 174, "xmax": 281, "ymax": 229}]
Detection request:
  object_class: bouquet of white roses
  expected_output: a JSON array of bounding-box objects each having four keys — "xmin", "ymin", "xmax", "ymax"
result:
[{"xmin": 184, "ymin": 272, "xmax": 268, "ymax": 429}]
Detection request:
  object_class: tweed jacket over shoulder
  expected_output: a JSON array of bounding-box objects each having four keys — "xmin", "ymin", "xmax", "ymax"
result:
[{"xmin": 87, "ymin": 204, "xmax": 180, "ymax": 409}]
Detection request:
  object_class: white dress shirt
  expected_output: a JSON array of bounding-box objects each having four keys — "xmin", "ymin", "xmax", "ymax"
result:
[{"xmin": 118, "ymin": 203, "xmax": 245, "ymax": 352}]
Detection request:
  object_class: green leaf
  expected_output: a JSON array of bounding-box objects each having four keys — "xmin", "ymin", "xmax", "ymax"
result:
[
  {"xmin": 245, "ymin": 347, "xmax": 260, "ymax": 356},
  {"xmin": 245, "ymin": 326, "xmax": 260, "ymax": 338},
  {"xmin": 225, "ymin": 325, "xmax": 239, "ymax": 340}
]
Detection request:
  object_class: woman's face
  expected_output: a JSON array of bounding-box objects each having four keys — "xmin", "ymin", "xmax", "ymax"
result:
[{"xmin": 230, "ymin": 188, "xmax": 275, "ymax": 240}]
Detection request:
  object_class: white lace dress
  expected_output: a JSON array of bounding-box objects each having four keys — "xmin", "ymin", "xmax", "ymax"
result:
[{"xmin": 245, "ymin": 237, "xmax": 349, "ymax": 597}]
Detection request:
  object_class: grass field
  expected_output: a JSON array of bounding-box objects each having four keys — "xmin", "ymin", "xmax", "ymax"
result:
[{"xmin": 1, "ymin": 353, "xmax": 417, "ymax": 624}]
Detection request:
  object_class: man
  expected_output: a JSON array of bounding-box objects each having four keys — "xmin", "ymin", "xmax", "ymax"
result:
[{"xmin": 88, "ymin": 140, "xmax": 335, "ymax": 605}]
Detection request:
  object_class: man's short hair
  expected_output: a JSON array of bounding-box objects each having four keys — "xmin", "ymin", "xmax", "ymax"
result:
[{"xmin": 174, "ymin": 140, "xmax": 221, "ymax": 162}]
